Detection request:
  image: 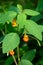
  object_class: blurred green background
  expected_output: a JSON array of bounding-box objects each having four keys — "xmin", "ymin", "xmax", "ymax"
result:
[{"xmin": 0, "ymin": 0, "xmax": 43, "ymax": 65}]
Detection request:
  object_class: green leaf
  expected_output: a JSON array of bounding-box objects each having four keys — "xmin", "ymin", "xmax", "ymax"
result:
[
  {"xmin": 21, "ymin": 49, "xmax": 36, "ymax": 61},
  {"xmin": 23, "ymin": 9, "xmax": 40, "ymax": 16},
  {"xmin": 38, "ymin": 25, "xmax": 43, "ymax": 32},
  {"xmin": 25, "ymin": 20, "xmax": 42, "ymax": 41},
  {"xmin": 8, "ymin": 6, "xmax": 19, "ymax": 13},
  {"xmin": 36, "ymin": 60, "xmax": 43, "ymax": 65},
  {"xmin": 0, "ymin": 11, "xmax": 17, "ymax": 24},
  {"xmin": 4, "ymin": 57, "xmax": 14, "ymax": 65},
  {"xmin": 17, "ymin": 4, "xmax": 22, "ymax": 13},
  {"xmin": 31, "ymin": 14, "xmax": 43, "ymax": 22},
  {"xmin": 2, "ymin": 33, "xmax": 20, "ymax": 53},
  {"xmin": 36, "ymin": 0, "xmax": 43, "ymax": 12},
  {"xmin": 19, "ymin": 59, "xmax": 33, "ymax": 65},
  {"xmin": 17, "ymin": 13, "xmax": 26, "ymax": 30}
]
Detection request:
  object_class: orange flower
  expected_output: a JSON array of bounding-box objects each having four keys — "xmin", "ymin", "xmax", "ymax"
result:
[
  {"xmin": 12, "ymin": 20, "xmax": 17, "ymax": 27},
  {"xmin": 9, "ymin": 50, "xmax": 15, "ymax": 56},
  {"xmin": 23, "ymin": 34, "xmax": 29, "ymax": 42}
]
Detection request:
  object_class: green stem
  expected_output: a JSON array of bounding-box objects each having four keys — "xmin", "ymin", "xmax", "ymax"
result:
[
  {"xmin": 5, "ymin": 25, "xmax": 7, "ymax": 34},
  {"xmin": 36, "ymin": 39, "xmax": 41, "ymax": 47},
  {"xmin": 29, "ymin": 35, "xmax": 41, "ymax": 46},
  {"xmin": 17, "ymin": 46, "xmax": 20, "ymax": 64},
  {"xmin": 12, "ymin": 55, "xmax": 18, "ymax": 65},
  {"xmin": 1, "ymin": 29, "xmax": 5, "ymax": 36}
]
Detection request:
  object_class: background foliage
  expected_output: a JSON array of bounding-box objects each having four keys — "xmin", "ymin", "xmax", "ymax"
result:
[{"xmin": 0, "ymin": 0, "xmax": 43, "ymax": 65}]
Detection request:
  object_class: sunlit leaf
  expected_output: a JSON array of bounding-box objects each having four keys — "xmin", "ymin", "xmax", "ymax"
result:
[
  {"xmin": 17, "ymin": 13, "xmax": 26, "ymax": 30},
  {"xmin": 38, "ymin": 25, "xmax": 43, "ymax": 32},
  {"xmin": 0, "ymin": 11, "xmax": 17, "ymax": 24},
  {"xmin": 25, "ymin": 20, "xmax": 42, "ymax": 40},
  {"xmin": 17, "ymin": 4, "xmax": 22, "ymax": 13},
  {"xmin": 23, "ymin": 9, "xmax": 40, "ymax": 16},
  {"xmin": 2, "ymin": 33, "xmax": 20, "ymax": 53}
]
